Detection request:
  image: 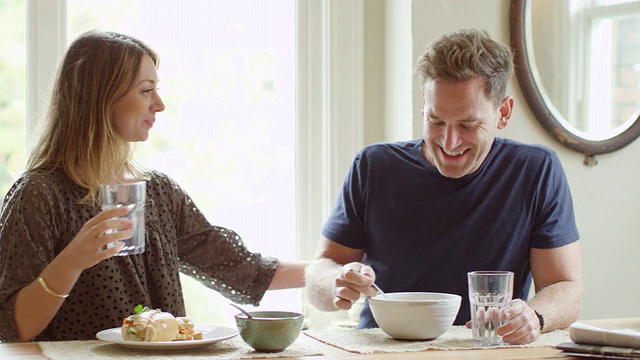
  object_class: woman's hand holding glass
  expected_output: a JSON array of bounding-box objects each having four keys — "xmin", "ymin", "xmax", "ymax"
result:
[{"xmin": 57, "ymin": 207, "xmax": 134, "ymax": 271}]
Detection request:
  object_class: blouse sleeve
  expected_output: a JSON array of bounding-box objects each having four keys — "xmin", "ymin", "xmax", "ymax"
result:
[
  {"xmin": 151, "ymin": 173, "xmax": 278, "ymax": 306},
  {"xmin": 0, "ymin": 175, "xmax": 60, "ymax": 342}
]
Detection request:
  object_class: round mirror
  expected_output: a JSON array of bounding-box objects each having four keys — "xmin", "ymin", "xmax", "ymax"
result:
[{"xmin": 510, "ymin": 0, "xmax": 640, "ymax": 156}]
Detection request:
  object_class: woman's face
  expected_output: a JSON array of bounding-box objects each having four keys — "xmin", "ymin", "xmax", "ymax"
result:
[{"xmin": 112, "ymin": 54, "xmax": 165, "ymax": 142}]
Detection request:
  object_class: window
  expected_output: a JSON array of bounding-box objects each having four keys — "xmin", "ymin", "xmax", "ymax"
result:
[
  {"xmin": 66, "ymin": 0, "xmax": 296, "ymax": 326},
  {"xmin": 0, "ymin": 0, "xmax": 26, "ymax": 198},
  {"xmin": 6, "ymin": 0, "xmax": 365, "ymax": 329}
]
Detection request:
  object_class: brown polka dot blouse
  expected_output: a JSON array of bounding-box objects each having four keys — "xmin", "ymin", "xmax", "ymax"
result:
[{"xmin": 0, "ymin": 169, "xmax": 277, "ymax": 342}]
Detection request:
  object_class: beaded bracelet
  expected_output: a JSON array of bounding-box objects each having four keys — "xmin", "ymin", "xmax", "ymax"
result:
[
  {"xmin": 534, "ymin": 309, "xmax": 545, "ymax": 332},
  {"xmin": 38, "ymin": 276, "xmax": 69, "ymax": 299}
]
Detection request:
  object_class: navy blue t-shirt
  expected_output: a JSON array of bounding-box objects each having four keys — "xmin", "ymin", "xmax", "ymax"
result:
[{"xmin": 321, "ymin": 138, "xmax": 579, "ymax": 328}]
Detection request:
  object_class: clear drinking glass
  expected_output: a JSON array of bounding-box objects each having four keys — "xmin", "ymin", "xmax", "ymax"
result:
[
  {"xmin": 98, "ymin": 181, "xmax": 146, "ymax": 256},
  {"xmin": 467, "ymin": 271, "xmax": 514, "ymax": 346}
]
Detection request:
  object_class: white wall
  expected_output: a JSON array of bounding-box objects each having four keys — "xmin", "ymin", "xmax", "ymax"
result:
[{"xmin": 362, "ymin": 0, "xmax": 640, "ymax": 320}]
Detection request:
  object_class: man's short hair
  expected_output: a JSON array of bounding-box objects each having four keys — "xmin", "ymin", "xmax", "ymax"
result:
[{"xmin": 414, "ymin": 29, "xmax": 514, "ymax": 107}]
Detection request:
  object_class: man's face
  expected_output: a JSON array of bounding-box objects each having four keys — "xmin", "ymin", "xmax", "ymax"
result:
[{"xmin": 421, "ymin": 76, "xmax": 513, "ymax": 178}]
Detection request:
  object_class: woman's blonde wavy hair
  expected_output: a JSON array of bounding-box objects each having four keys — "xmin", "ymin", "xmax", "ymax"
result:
[{"xmin": 27, "ymin": 30, "xmax": 158, "ymax": 204}]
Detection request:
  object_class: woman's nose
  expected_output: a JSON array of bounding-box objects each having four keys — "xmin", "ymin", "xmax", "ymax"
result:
[{"xmin": 152, "ymin": 93, "xmax": 165, "ymax": 112}]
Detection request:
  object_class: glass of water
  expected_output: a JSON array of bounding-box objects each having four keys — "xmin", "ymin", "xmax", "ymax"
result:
[
  {"xmin": 98, "ymin": 181, "xmax": 146, "ymax": 256},
  {"xmin": 467, "ymin": 271, "xmax": 514, "ymax": 346}
]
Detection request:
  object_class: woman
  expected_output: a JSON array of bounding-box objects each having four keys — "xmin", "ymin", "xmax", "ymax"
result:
[{"xmin": 0, "ymin": 30, "xmax": 305, "ymax": 342}]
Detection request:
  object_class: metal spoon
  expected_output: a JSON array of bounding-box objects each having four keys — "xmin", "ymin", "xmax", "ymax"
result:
[
  {"xmin": 229, "ymin": 303, "xmax": 254, "ymax": 319},
  {"xmin": 371, "ymin": 283, "xmax": 389, "ymax": 299}
]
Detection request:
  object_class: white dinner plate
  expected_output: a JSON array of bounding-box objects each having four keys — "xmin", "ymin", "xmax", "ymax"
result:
[{"xmin": 96, "ymin": 325, "xmax": 238, "ymax": 351}]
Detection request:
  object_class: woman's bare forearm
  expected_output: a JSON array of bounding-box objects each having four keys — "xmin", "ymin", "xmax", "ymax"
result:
[
  {"xmin": 14, "ymin": 258, "xmax": 81, "ymax": 341},
  {"xmin": 268, "ymin": 261, "xmax": 308, "ymax": 290}
]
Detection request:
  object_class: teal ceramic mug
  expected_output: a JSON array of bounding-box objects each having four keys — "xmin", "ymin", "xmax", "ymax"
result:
[{"xmin": 234, "ymin": 311, "xmax": 304, "ymax": 352}]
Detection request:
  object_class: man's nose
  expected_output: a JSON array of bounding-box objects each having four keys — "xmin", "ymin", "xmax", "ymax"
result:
[{"xmin": 442, "ymin": 125, "xmax": 461, "ymax": 150}]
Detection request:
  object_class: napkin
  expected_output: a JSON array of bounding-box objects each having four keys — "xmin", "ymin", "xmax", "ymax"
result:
[
  {"xmin": 557, "ymin": 341, "xmax": 640, "ymax": 359},
  {"xmin": 569, "ymin": 322, "xmax": 640, "ymax": 348}
]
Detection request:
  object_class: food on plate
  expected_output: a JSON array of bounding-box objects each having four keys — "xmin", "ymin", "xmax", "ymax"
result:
[
  {"xmin": 175, "ymin": 317, "xmax": 204, "ymax": 340},
  {"xmin": 121, "ymin": 307, "xmax": 178, "ymax": 342},
  {"xmin": 121, "ymin": 305, "xmax": 203, "ymax": 342}
]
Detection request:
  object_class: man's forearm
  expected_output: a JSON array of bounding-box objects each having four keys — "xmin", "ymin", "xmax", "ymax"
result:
[
  {"xmin": 528, "ymin": 279, "xmax": 582, "ymax": 332},
  {"xmin": 304, "ymin": 258, "xmax": 342, "ymax": 312}
]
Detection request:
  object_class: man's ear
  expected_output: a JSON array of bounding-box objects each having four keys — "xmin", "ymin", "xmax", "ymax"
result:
[{"xmin": 497, "ymin": 96, "xmax": 514, "ymax": 129}]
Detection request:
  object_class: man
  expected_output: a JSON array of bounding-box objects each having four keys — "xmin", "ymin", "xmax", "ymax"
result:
[{"xmin": 304, "ymin": 29, "xmax": 581, "ymax": 345}]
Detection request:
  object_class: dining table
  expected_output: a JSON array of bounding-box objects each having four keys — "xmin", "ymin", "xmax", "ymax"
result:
[{"xmin": 1, "ymin": 317, "xmax": 638, "ymax": 359}]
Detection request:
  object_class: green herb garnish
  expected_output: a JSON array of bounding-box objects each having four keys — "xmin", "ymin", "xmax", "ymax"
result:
[{"xmin": 133, "ymin": 304, "xmax": 150, "ymax": 315}]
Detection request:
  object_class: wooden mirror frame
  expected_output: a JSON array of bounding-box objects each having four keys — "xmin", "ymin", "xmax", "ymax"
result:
[{"xmin": 510, "ymin": 0, "xmax": 640, "ymax": 156}]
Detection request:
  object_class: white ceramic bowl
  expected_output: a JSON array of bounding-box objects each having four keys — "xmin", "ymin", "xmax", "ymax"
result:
[{"xmin": 369, "ymin": 292, "xmax": 461, "ymax": 340}]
